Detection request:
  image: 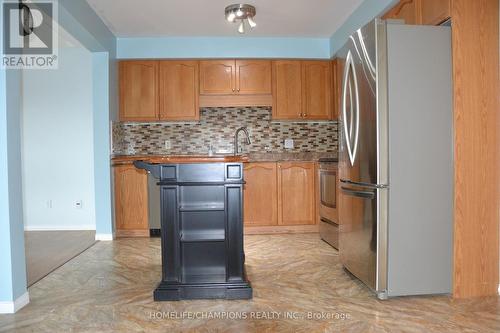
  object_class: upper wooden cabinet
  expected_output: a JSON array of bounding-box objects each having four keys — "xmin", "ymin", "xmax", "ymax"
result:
[
  {"xmin": 331, "ymin": 59, "xmax": 342, "ymax": 120},
  {"xmin": 236, "ymin": 60, "xmax": 272, "ymax": 94},
  {"xmin": 200, "ymin": 60, "xmax": 272, "ymax": 95},
  {"xmin": 272, "ymin": 60, "xmax": 333, "ymax": 120},
  {"xmin": 199, "ymin": 60, "xmax": 235, "ymax": 95},
  {"xmin": 382, "ymin": 0, "xmax": 421, "ymax": 25},
  {"xmin": 243, "ymin": 163, "xmax": 278, "ymax": 226},
  {"xmin": 382, "ymin": 0, "xmax": 451, "ymax": 26},
  {"xmin": 302, "ymin": 61, "xmax": 332, "ymax": 120},
  {"xmin": 278, "ymin": 162, "xmax": 316, "ymax": 225},
  {"xmin": 272, "ymin": 60, "xmax": 303, "ymax": 120},
  {"xmin": 114, "ymin": 164, "xmax": 149, "ymax": 237},
  {"xmin": 120, "ymin": 60, "xmax": 199, "ymax": 122},
  {"xmin": 159, "ymin": 61, "xmax": 199, "ymax": 121},
  {"xmin": 420, "ymin": 0, "xmax": 450, "ymax": 25},
  {"xmin": 119, "ymin": 61, "xmax": 159, "ymax": 121}
]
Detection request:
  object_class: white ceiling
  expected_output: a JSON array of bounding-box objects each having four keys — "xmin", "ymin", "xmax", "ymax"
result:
[{"xmin": 86, "ymin": 0, "xmax": 364, "ymax": 38}]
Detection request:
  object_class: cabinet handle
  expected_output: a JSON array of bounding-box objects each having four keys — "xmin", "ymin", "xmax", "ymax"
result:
[
  {"xmin": 303, "ymin": 113, "xmax": 307, "ymax": 118},
  {"xmin": 237, "ymin": 88, "xmax": 240, "ymax": 92},
  {"xmin": 232, "ymin": 88, "xmax": 235, "ymax": 92},
  {"xmin": 299, "ymin": 112, "xmax": 303, "ymax": 117}
]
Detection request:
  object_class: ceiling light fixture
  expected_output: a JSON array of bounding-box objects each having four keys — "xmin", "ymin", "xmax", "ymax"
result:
[{"xmin": 225, "ymin": 4, "xmax": 257, "ymax": 34}]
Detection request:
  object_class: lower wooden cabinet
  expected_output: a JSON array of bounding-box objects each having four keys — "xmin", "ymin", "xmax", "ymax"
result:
[
  {"xmin": 243, "ymin": 161, "xmax": 317, "ymax": 228},
  {"xmin": 243, "ymin": 163, "xmax": 278, "ymax": 226},
  {"xmin": 277, "ymin": 162, "xmax": 316, "ymax": 225},
  {"xmin": 114, "ymin": 164, "xmax": 150, "ymax": 237}
]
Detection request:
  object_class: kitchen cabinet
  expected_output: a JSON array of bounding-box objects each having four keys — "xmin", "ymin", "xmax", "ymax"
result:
[
  {"xmin": 302, "ymin": 61, "xmax": 332, "ymax": 120},
  {"xmin": 243, "ymin": 163, "xmax": 278, "ymax": 226},
  {"xmin": 200, "ymin": 60, "xmax": 272, "ymax": 95},
  {"xmin": 119, "ymin": 60, "xmax": 159, "ymax": 121},
  {"xmin": 272, "ymin": 60, "xmax": 333, "ymax": 120},
  {"xmin": 272, "ymin": 60, "xmax": 303, "ymax": 120},
  {"xmin": 236, "ymin": 60, "xmax": 272, "ymax": 94},
  {"xmin": 278, "ymin": 162, "xmax": 316, "ymax": 225},
  {"xmin": 332, "ymin": 59, "xmax": 342, "ymax": 120},
  {"xmin": 159, "ymin": 61, "xmax": 199, "ymax": 121},
  {"xmin": 420, "ymin": 0, "xmax": 450, "ymax": 25},
  {"xmin": 199, "ymin": 60, "xmax": 235, "ymax": 95},
  {"xmin": 382, "ymin": 0, "xmax": 421, "ymax": 25},
  {"xmin": 243, "ymin": 161, "xmax": 317, "ymax": 228},
  {"xmin": 114, "ymin": 164, "xmax": 149, "ymax": 237}
]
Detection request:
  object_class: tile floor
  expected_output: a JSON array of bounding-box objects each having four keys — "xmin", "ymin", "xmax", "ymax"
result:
[{"xmin": 0, "ymin": 234, "xmax": 499, "ymax": 332}]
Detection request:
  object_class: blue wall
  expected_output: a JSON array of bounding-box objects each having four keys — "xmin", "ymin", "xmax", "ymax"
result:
[
  {"xmin": 117, "ymin": 37, "xmax": 331, "ymax": 59},
  {"xmin": 93, "ymin": 52, "xmax": 114, "ymax": 237},
  {"xmin": 0, "ymin": 68, "xmax": 27, "ymax": 303},
  {"xmin": 0, "ymin": 0, "xmax": 116, "ymax": 306},
  {"xmin": 22, "ymin": 47, "xmax": 96, "ymax": 231},
  {"xmin": 329, "ymin": 0, "xmax": 398, "ymax": 56}
]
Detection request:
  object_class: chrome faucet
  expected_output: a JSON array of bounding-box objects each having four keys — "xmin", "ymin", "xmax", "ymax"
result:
[{"xmin": 234, "ymin": 127, "xmax": 251, "ymax": 156}]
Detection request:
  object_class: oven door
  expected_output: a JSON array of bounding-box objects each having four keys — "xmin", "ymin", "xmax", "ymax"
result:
[{"xmin": 319, "ymin": 165, "xmax": 338, "ymax": 223}]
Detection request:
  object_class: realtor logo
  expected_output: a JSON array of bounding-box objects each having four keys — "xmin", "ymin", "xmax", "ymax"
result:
[{"xmin": 2, "ymin": 0, "xmax": 58, "ymax": 69}]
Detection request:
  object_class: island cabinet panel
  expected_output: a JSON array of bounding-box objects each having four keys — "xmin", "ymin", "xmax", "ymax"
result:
[
  {"xmin": 302, "ymin": 61, "xmax": 332, "ymax": 120},
  {"xmin": 114, "ymin": 165, "xmax": 149, "ymax": 237},
  {"xmin": 159, "ymin": 61, "xmax": 199, "ymax": 121},
  {"xmin": 420, "ymin": 0, "xmax": 451, "ymax": 25},
  {"xmin": 272, "ymin": 60, "xmax": 303, "ymax": 119},
  {"xmin": 235, "ymin": 60, "xmax": 272, "ymax": 94},
  {"xmin": 199, "ymin": 60, "xmax": 236, "ymax": 95},
  {"xmin": 382, "ymin": 0, "xmax": 421, "ymax": 25},
  {"xmin": 243, "ymin": 163, "xmax": 278, "ymax": 226},
  {"xmin": 119, "ymin": 61, "xmax": 159, "ymax": 121},
  {"xmin": 133, "ymin": 162, "xmax": 252, "ymax": 301},
  {"xmin": 277, "ymin": 162, "xmax": 316, "ymax": 225}
]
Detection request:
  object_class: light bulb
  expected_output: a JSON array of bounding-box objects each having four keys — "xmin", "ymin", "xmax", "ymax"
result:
[
  {"xmin": 247, "ymin": 16, "xmax": 257, "ymax": 28},
  {"xmin": 236, "ymin": 9, "xmax": 244, "ymax": 17},
  {"xmin": 226, "ymin": 12, "xmax": 236, "ymax": 22},
  {"xmin": 238, "ymin": 20, "xmax": 245, "ymax": 34}
]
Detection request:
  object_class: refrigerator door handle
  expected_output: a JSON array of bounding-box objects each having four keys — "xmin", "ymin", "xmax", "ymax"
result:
[
  {"xmin": 342, "ymin": 51, "xmax": 360, "ymax": 166},
  {"xmin": 341, "ymin": 186, "xmax": 375, "ymax": 199},
  {"xmin": 340, "ymin": 179, "xmax": 389, "ymax": 189}
]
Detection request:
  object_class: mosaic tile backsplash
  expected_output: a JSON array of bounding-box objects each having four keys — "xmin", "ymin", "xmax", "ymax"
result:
[{"xmin": 112, "ymin": 107, "xmax": 338, "ymax": 155}]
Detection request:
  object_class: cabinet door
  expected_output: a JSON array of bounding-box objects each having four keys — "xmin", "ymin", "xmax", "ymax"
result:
[
  {"xmin": 159, "ymin": 61, "xmax": 199, "ymax": 121},
  {"xmin": 119, "ymin": 61, "xmax": 159, "ymax": 122},
  {"xmin": 272, "ymin": 60, "xmax": 303, "ymax": 120},
  {"xmin": 278, "ymin": 162, "xmax": 316, "ymax": 225},
  {"xmin": 421, "ymin": 0, "xmax": 450, "ymax": 25},
  {"xmin": 382, "ymin": 0, "xmax": 421, "ymax": 25},
  {"xmin": 235, "ymin": 60, "xmax": 272, "ymax": 95},
  {"xmin": 302, "ymin": 61, "xmax": 332, "ymax": 120},
  {"xmin": 199, "ymin": 60, "xmax": 235, "ymax": 95},
  {"xmin": 243, "ymin": 163, "xmax": 278, "ymax": 226},
  {"xmin": 332, "ymin": 59, "xmax": 342, "ymax": 120},
  {"xmin": 114, "ymin": 165, "xmax": 149, "ymax": 234}
]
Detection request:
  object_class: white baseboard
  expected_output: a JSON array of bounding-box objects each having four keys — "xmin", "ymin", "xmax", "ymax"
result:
[
  {"xmin": 24, "ymin": 225, "xmax": 96, "ymax": 231},
  {"xmin": 0, "ymin": 292, "xmax": 30, "ymax": 314},
  {"xmin": 95, "ymin": 233, "xmax": 114, "ymax": 241}
]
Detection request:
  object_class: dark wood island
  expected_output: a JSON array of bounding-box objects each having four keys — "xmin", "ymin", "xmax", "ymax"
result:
[{"xmin": 134, "ymin": 161, "xmax": 252, "ymax": 301}]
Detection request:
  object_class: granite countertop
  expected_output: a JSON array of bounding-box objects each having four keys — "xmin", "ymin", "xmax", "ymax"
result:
[{"xmin": 111, "ymin": 152, "xmax": 337, "ymax": 165}]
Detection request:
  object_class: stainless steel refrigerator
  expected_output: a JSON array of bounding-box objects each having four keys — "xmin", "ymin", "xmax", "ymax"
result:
[{"xmin": 337, "ymin": 19, "xmax": 453, "ymax": 299}]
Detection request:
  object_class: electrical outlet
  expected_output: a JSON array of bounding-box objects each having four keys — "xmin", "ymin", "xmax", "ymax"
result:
[
  {"xmin": 75, "ymin": 200, "xmax": 83, "ymax": 209},
  {"xmin": 164, "ymin": 140, "xmax": 171, "ymax": 150},
  {"xmin": 284, "ymin": 139, "xmax": 294, "ymax": 149},
  {"xmin": 46, "ymin": 200, "xmax": 52, "ymax": 209}
]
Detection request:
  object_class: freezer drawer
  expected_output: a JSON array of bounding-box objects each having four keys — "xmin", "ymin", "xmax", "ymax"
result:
[{"xmin": 339, "ymin": 184, "xmax": 379, "ymax": 291}]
